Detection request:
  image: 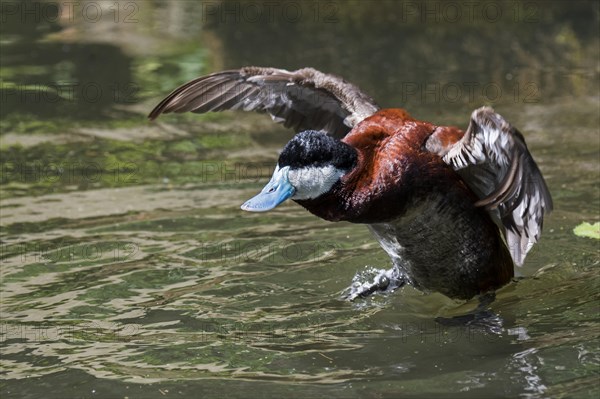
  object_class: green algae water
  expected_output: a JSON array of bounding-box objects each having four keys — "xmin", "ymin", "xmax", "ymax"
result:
[{"xmin": 1, "ymin": 1, "xmax": 598, "ymax": 398}]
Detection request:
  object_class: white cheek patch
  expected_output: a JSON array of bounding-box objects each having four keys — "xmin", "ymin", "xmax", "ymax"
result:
[{"xmin": 288, "ymin": 165, "xmax": 345, "ymax": 200}]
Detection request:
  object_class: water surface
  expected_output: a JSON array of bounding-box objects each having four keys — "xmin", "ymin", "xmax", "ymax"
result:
[{"xmin": 1, "ymin": 1, "xmax": 599, "ymax": 398}]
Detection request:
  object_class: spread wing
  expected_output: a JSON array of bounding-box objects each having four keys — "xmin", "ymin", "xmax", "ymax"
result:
[
  {"xmin": 148, "ymin": 66, "xmax": 379, "ymax": 138},
  {"xmin": 426, "ymin": 106, "xmax": 553, "ymax": 266}
]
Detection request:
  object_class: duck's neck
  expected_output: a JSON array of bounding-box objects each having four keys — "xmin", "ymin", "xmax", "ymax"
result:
[{"xmin": 294, "ymin": 169, "xmax": 412, "ymax": 224}]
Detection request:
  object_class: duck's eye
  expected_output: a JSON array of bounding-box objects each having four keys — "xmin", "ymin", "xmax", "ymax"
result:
[{"xmin": 268, "ymin": 187, "xmax": 276, "ymax": 193}]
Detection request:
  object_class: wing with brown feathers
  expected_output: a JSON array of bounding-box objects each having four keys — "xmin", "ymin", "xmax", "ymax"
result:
[
  {"xmin": 426, "ymin": 106, "xmax": 553, "ymax": 266},
  {"xmin": 148, "ymin": 66, "xmax": 379, "ymax": 139}
]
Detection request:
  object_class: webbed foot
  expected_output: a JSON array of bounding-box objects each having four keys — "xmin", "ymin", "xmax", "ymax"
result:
[{"xmin": 344, "ymin": 266, "xmax": 407, "ymax": 301}]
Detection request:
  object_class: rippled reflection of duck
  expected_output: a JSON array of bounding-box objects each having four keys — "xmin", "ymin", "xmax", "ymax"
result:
[{"xmin": 149, "ymin": 67, "xmax": 552, "ymax": 301}]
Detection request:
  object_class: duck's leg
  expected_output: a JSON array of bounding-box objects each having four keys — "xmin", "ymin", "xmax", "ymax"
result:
[{"xmin": 343, "ymin": 265, "xmax": 408, "ymax": 300}]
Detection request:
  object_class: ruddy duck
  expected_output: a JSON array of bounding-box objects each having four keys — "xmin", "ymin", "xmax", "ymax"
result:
[{"xmin": 149, "ymin": 67, "xmax": 552, "ymax": 300}]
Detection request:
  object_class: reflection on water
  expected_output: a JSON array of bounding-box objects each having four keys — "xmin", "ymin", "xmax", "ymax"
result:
[{"xmin": 1, "ymin": 1, "xmax": 599, "ymax": 398}]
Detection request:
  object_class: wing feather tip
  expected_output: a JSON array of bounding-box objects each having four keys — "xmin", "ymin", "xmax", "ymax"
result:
[{"xmin": 445, "ymin": 107, "xmax": 553, "ymax": 267}]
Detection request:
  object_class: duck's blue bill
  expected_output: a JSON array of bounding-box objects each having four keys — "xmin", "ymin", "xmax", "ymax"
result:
[{"xmin": 241, "ymin": 166, "xmax": 295, "ymax": 212}]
